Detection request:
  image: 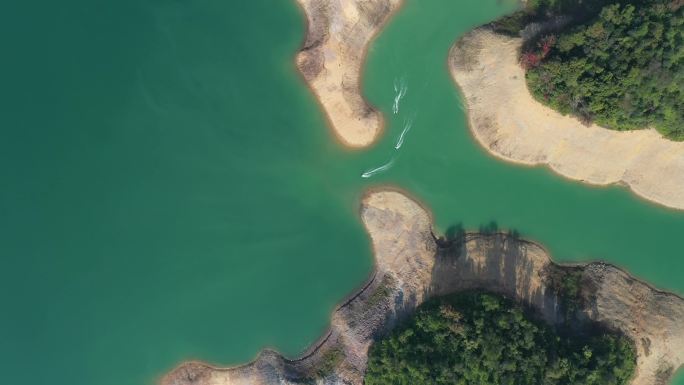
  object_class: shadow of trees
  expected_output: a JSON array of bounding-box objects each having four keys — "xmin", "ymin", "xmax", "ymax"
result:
[
  {"xmin": 429, "ymin": 220, "xmax": 565, "ymax": 327},
  {"xmin": 435, "ymin": 221, "xmax": 522, "ymax": 260}
]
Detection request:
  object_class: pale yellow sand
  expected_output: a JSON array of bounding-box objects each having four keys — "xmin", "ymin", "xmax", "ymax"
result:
[
  {"xmin": 449, "ymin": 29, "xmax": 684, "ymax": 210},
  {"xmin": 295, "ymin": 0, "xmax": 402, "ymax": 148}
]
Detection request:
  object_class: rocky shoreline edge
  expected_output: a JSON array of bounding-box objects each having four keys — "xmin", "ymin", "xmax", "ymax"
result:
[
  {"xmin": 449, "ymin": 28, "xmax": 684, "ymax": 211},
  {"xmin": 162, "ymin": 189, "xmax": 684, "ymax": 385},
  {"xmin": 294, "ymin": 0, "xmax": 402, "ymax": 148}
]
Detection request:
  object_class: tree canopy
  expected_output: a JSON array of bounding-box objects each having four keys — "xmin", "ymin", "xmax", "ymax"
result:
[
  {"xmin": 524, "ymin": 1, "xmax": 684, "ymax": 139},
  {"xmin": 365, "ymin": 291, "xmax": 635, "ymax": 385}
]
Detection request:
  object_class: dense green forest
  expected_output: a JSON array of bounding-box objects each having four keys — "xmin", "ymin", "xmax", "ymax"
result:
[
  {"xmin": 364, "ymin": 292, "xmax": 635, "ymax": 385},
  {"xmin": 495, "ymin": 1, "xmax": 684, "ymax": 140}
]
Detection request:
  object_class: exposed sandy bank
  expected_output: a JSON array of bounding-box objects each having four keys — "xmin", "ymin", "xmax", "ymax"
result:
[
  {"xmin": 162, "ymin": 190, "xmax": 684, "ymax": 385},
  {"xmin": 295, "ymin": 0, "xmax": 402, "ymax": 148},
  {"xmin": 449, "ymin": 29, "xmax": 684, "ymax": 210}
]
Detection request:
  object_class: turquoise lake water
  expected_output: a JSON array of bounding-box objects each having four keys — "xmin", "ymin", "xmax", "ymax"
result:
[{"xmin": 0, "ymin": 0, "xmax": 681, "ymax": 384}]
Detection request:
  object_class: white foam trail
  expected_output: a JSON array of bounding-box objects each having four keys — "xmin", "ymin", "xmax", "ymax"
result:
[
  {"xmin": 361, "ymin": 157, "xmax": 396, "ymax": 178},
  {"xmin": 392, "ymin": 77, "xmax": 408, "ymax": 114},
  {"xmin": 394, "ymin": 117, "xmax": 413, "ymax": 149}
]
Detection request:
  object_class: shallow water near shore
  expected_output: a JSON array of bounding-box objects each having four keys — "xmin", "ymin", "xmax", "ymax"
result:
[{"xmin": 0, "ymin": 0, "xmax": 682, "ymax": 384}]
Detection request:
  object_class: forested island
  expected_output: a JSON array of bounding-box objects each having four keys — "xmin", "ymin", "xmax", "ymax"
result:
[
  {"xmin": 495, "ymin": 0, "xmax": 683, "ymax": 140},
  {"xmin": 451, "ymin": 1, "xmax": 684, "ymax": 210}
]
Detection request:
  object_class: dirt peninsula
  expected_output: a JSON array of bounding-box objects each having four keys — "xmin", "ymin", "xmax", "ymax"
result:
[{"xmin": 295, "ymin": 0, "xmax": 402, "ymax": 148}]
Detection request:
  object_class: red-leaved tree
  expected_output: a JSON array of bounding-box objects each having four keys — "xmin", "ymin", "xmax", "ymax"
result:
[{"xmin": 520, "ymin": 35, "xmax": 556, "ymax": 70}]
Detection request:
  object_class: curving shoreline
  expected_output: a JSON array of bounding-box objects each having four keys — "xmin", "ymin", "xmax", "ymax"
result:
[
  {"xmin": 449, "ymin": 28, "xmax": 684, "ymax": 211},
  {"xmin": 295, "ymin": 0, "xmax": 403, "ymax": 148},
  {"xmin": 160, "ymin": 5, "xmax": 684, "ymax": 385},
  {"xmin": 161, "ymin": 189, "xmax": 684, "ymax": 385}
]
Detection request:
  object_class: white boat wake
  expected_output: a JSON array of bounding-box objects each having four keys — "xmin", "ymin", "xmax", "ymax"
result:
[
  {"xmin": 392, "ymin": 77, "xmax": 407, "ymax": 114},
  {"xmin": 361, "ymin": 157, "xmax": 396, "ymax": 178},
  {"xmin": 394, "ymin": 117, "xmax": 414, "ymax": 149},
  {"xmin": 360, "ymin": 76, "xmax": 413, "ymax": 179}
]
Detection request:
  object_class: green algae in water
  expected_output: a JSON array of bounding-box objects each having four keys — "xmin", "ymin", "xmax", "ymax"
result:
[{"xmin": 0, "ymin": 1, "xmax": 682, "ymax": 385}]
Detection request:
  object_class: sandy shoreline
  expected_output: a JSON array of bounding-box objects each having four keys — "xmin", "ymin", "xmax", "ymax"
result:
[
  {"xmin": 449, "ymin": 29, "xmax": 684, "ymax": 210},
  {"xmin": 162, "ymin": 189, "xmax": 684, "ymax": 385},
  {"xmin": 295, "ymin": 0, "xmax": 402, "ymax": 148}
]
